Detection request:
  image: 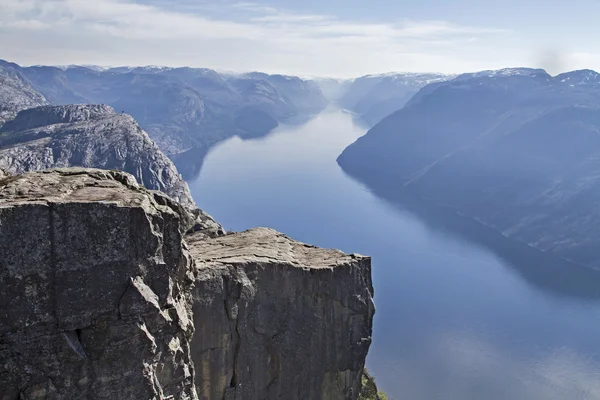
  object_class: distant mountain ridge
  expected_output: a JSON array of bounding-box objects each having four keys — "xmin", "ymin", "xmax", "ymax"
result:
[
  {"xmin": 338, "ymin": 66, "xmax": 600, "ymax": 269},
  {"xmin": 0, "ymin": 60, "xmax": 328, "ymax": 158},
  {"xmin": 337, "ymin": 72, "xmax": 454, "ymax": 126}
]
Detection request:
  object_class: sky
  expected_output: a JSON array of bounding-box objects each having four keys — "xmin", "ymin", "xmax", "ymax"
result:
[{"xmin": 1, "ymin": 0, "xmax": 600, "ymax": 78}]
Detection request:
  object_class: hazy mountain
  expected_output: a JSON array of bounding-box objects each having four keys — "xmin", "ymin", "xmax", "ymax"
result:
[
  {"xmin": 0, "ymin": 60, "xmax": 328, "ymax": 158},
  {"xmin": 0, "ymin": 104, "xmax": 195, "ymax": 208},
  {"xmin": 338, "ymin": 72, "xmax": 452, "ymax": 125},
  {"xmin": 338, "ymin": 67, "xmax": 600, "ymax": 268},
  {"xmin": 313, "ymin": 78, "xmax": 348, "ymax": 102}
]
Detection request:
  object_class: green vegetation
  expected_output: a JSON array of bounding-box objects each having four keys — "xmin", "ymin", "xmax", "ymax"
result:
[{"xmin": 359, "ymin": 368, "xmax": 389, "ymax": 400}]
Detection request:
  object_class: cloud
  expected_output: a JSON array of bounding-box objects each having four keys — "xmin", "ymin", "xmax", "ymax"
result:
[{"xmin": 0, "ymin": 0, "xmax": 518, "ymax": 77}]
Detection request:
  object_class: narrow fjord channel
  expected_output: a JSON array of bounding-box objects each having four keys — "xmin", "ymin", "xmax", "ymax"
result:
[{"xmin": 186, "ymin": 109, "xmax": 600, "ymax": 400}]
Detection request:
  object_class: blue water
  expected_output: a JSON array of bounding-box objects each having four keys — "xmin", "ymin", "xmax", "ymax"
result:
[{"xmin": 187, "ymin": 109, "xmax": 600, "ymax": 400}]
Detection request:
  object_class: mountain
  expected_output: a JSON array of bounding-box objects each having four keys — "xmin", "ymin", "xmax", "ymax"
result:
[
  {"xmin": 0, "ymin": 60, "xmax": 328, "ymax": 158},
  {"xmin": 338, "ymin": 72, "xmax": 452, "ymax": 125},
  {"xmin": 0, "ymin": 104, "xmax": 195, "ymax": 208},
  {"xmin": 240, "ymin": 72, "xmax": 327, "ymax": 115},
  {"xmin": 338, "ymin": 67, "xmax": 600, "ymax": 268},
  {"xmin": 314, "ymin": 77, "xmax": 348, "ymax": 102},
  {"xmin": 555, "ymin": 69, "xmax": 600, "ymax": 87},
  {"xmin": 0, "ymin": 64, "xmax": 49, "ymax": 126}
]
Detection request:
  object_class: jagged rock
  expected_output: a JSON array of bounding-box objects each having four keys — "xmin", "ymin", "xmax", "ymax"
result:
[
  {"xmin": 187, "ymin": 227, "xmax": 375, "ymax": 400},
  {"xmin": 0, "ymin": 168, "xmax": 373, "ymax": 400},
  {"xmin": 186, "ymin": 208, "xmax": 226, "ymax": 238},
  {"xmin": 0, "ymin": 104, "xmax": 196, "ymax": 209},
  {"xmin": 0, "ymin": 168, "xmax": 198, "ymax": 399}
]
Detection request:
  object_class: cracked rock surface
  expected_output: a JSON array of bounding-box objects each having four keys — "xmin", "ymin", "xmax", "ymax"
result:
[
  {"xmin": 0, "ymin": 168, "xmax": 198, "ymax": 399},
  {"xmin": 187, "ymin": 228, "xmax": 375, "ymax": 400},
  {"xmin": 0, "ymin": 168, "xmax": 374, "ymax": 400}
]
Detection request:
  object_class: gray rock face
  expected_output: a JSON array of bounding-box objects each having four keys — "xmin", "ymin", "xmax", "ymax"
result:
[
  {"xmin": 0, "ymin": 66, "xmax": 48, "ymax": 127},
  {"xmin": 0, "ymin": 168, "xmax": 374, "ymax": 400},
  {"xmin": 187, "ymin": 228, "xmax": 375, "ymax": 400},
  {"xmin": 0, "ymin": 168, "xmax": 198, "ymax": 399},
  {"xmin": 0, "ymin": 104, "xmax": 196, "ymax": 208}
]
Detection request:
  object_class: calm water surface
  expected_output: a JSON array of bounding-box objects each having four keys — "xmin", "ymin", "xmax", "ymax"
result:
[{"xmin": 187, "ymin": 109, "xmax": 600, "ymax": 400}]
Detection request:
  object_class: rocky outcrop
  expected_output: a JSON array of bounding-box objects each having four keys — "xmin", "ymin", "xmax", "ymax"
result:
[
  {"xmin": 0, "ymin": 168, "xmax": 198, "ymax": 399},
  {"xmin": 0, "ymin": 104, "xmax": 196, "ymax": 208},
  {"xmin": 187, "ymin": 228, "xmax": 375, "ymax": 400},
  {"xmin": 0, "ymin": 168, "xmax": 374, "ymax": 399}
]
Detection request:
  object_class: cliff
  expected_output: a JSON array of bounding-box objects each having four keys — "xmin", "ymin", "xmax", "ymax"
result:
[
  {"xmin": 0, "ymin": 168, "xmax": 197, "ymax": 399},
  {"xmin": 0, "ymin": 104, "xmax": 195, "ymax": 209},
  {"xmin": 187, "ymin": 228, "xmax": 374, "ymax": 399},
  {"xmin": 0, "ymin": 168, "xmax": 374, "ymax": 399}
]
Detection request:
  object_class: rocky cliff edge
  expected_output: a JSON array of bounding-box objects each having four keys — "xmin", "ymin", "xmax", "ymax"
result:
[{"xmin": 0, "ymin": 168, "xmax": 374, "ymax": 400}]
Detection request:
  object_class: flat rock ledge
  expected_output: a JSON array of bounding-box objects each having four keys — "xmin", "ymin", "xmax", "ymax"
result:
[
  {"xmin": 187, "ymin": 228, "xmax": 375, "ymax": 400},
  {"xmin": 0, "ymin": 168, "xmax": 374, "ymax": 400}
]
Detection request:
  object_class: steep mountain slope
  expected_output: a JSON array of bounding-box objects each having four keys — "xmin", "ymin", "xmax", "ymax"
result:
[
  {"xmin": 0, "ymin": 104, "xmax": 195, "ymax": 208},
  {"xmin": 0, "ymin": 60, "xmax": 328, "ymax": 158},
  {"xmin": 338, "ymin": 73, "xmax": 452, "ymax": 125},
  {"xmin": 338, "ymin": 68, "xmax": 600, "ymax": 268},
  {"xmin": 0, "ymin": 64, "xmax": 49, "ymax": 126}
]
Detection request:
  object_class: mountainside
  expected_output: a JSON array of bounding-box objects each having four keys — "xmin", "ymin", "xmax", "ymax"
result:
[
  {"xmin": 0, "ymin": 64, "xmax": 49, "ymax": 126},
  {"xmin": 0, "ymin": 104, "xmax": 195, "ymax": 208},
  {"xmin": 0, "ymin": 60, "xmax": 328, "ymax": 157},
  {"xmin": 240, "ymin": 72, "xmax": 327, "ymax": 114},
  {"xmin": 0, "ymin": 168, "xmax": 374, "ymax": 399},
  {"xmin": 338, "ymin": 72, "xmax": 452, "ymax": 125},
  {"xmin": 338, "ymin": 68, "xmax": 600, "ymax": 268}
]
